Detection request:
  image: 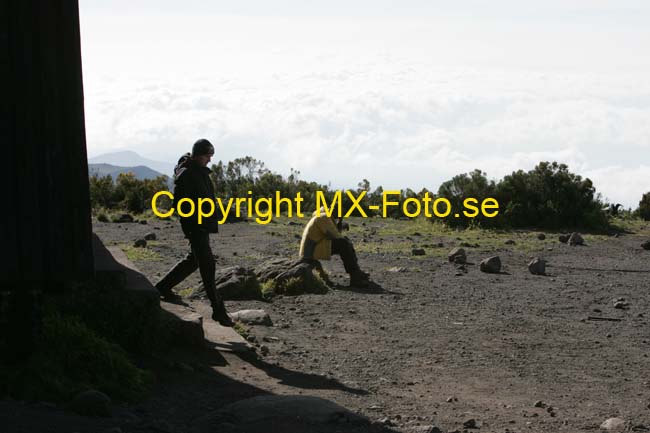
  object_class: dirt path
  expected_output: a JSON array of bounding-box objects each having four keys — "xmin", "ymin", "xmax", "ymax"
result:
[{"xmin": 90, "ymin": 217, "xmax": 650, "ymax": 433}]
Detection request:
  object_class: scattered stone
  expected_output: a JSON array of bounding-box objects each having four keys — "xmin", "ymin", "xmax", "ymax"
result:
[
  {"xmin": 194, "ymin": 266, "xmax": 261, "ymax": 300},
  {"xmin": 69, "ymin": 390, "xmax": 111, "ymax": 417},
  {"xmin": 144, "ymin": 232, "xmax": 156, "ymax": 241},
  {"xmin": 114, "ymin": 213, "xmax": 134, "ymax": 223},
  {"xmin": 505, "ymin": 239, "xmax": 516, "ymax": 245},
  {"xmin": 600, "ymin": 417, "xmax": 625, "ymax": 431},
  {"xmin": 412, "ymin": 232, "xmax": 422, "ymax": 236},
  {"xmin": 287, "ymin": 221, "xmax": 301, "ymax": 226},
  {"xmin": 641, "ymin": 241, "xmax": 650, "ymax": 250},
  {"xmin": 613, "ymin": 298, "xmax": 629, "ymax": 309},
  {"xmin": 528, "ymin": 257, "xmax": 546, "ymax": 275},
  {"xmin": 260, "ymin": 345, "xmax": 270, "ymax": 355},
  {"xmin": 463, "ymin": 418, "xmax": 479, "ymax": 429},
  {"xmin": 448, "ymin": 248, "xmax": 466, "ymax": 264},
  {"xmin": 537, "ymin": 233, "xmax": 546, "ymax": 240},
  {"xmin": 558, "ymin": 234, "xmax": 570, "ymax": 244},
  {"xmin": 231, "ymin": 309, "xmax": 273, "ymax": 326},
  {"xmin": 133, "ymin": 239, "xmax": 146, "ymax": 248},
  {"xmin": 534, "ymin": 400, "xmax": 545, "ymax": 408},
  {"xmin": 388, "ymin": 266, "xmax": 407, "ymax": 273},
  {"xmin": 568, "ymin": 232, "xmax": 584, "ymax": 246},
  {"xmin": 139, "ymin": 220, "xmax": 147, "ymax": 225},
  {"xmin": 412, "ymin": 248, "xmax": 426, "ymax": 256},
  {"xmin": 479, "ymin": 256, "xmax": 501, "ymax": 274}
]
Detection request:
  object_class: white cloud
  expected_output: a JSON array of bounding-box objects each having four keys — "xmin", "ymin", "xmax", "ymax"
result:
[{"xmin": 81, "ymin": 14, "xmax": 650, "ymax": 208}]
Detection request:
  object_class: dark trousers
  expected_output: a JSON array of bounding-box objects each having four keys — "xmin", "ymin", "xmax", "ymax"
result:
[
  {"xmin": 156, "ymin": 230, "xmax": 219, "ymax": 305},
  {"xmin": 331, "ymin": 237, "xmax": 361, "ymax": 274}
]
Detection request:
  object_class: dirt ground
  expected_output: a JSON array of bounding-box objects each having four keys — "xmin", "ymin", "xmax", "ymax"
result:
[{"xmin": 24, "ymin": 216, "xmax": 650, "ymax": 433}]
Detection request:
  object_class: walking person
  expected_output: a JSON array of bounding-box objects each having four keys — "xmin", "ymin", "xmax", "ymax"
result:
[{"xmin": 155, "ymin": 138, "xmax": 233, "ymax": 327}]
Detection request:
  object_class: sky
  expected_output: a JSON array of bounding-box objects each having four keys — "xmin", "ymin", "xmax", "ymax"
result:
[{"xmin": 79, "ymin": 0, "xmax": 650, "ymax": 208}]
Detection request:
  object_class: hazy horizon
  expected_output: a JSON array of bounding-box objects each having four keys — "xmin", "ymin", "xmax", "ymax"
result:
[{"xmin": 79, "ymin": 1, "xmax": 650, "ymax": 208}]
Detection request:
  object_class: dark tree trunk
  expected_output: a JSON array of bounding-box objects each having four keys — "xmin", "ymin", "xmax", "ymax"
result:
[{"xmin": 1, "ymin": 0, "xmax": 93, "ymax": 361}]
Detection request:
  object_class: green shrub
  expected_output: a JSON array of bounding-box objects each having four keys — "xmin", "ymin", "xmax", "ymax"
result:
[
  {"xmin": 96, "ymin": 211, "xmax": 109, "ymax": 223},
  {"xmin": 1, "ymin": 313, "xmax": 151, "ymax": 402},
  {"xmin": 54, "ymin": 281, "xmax": 165, "ymax": 354}
]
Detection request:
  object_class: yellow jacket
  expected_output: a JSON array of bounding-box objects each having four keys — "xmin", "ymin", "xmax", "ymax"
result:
[{"xmin": 299, "ymin": 208, "xmax": 342, "ymax": 260}]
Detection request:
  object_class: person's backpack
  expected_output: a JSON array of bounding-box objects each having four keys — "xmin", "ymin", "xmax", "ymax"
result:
[{"xmin": 173, "ymin": 153, "xmax": 192, "ymax": 184}]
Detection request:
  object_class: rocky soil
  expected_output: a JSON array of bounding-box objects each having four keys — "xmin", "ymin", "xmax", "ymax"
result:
[{"xmin": 6, "ymin": 216, "xmax": 650, "ymax": 433}]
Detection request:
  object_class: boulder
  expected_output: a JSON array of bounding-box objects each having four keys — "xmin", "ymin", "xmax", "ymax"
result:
[
  {"xmin": 144, "ymin": 232, "xmax": 156, "ymax": 241},
  {"xmin": 133, "ymin": 239, "xmax": 146, "ymax": 248},
  {"xmin": 231, "ymin": 309, "xmax": 273, "ymax": 326},
  {"xmin": 528, "ymin": 257, "xmax": 546, "ymax": 275},
  {"xmin": 448, "ymin": 248, "xmax": 466, "ymax": 264},
  {"xmin": 193, "ymin": 266, "xmax": 261, "ymax": 300},
  {"xmin": 568, "ymin": 232, "xmax": 584, "ymax": 246},
  {"xmin": 479, "ymin": 256, "xmax": 501, "ymax": 274},
  {"xmin": 255, "ymin": 258, "xmax": 330, "ymax": 295},
  {"xmin": 558, "ymin": 234, "xmax": 570, "ymax": 244},
  {"xmin": 69, "ymin": 390, "xmax": 111, "ymax": 417},
  {"xmin": 600, "ymin": 417, "xmax": 625, "ymax": 431},
  {"xmin": 537, "ymin": 233, "xmax": 546, "ymax": 240},
  {"xmin": 194, "ymin": 395, "xmax": 369, "ymax": 433}
]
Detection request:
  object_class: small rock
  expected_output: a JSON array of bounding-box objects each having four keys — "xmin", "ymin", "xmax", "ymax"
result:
[
  {"xmin": 133, "ymin": 239, "xmax": 147, "ymax": 248},
  {"xmin": 613, "ymin": 299, "xmax": 629, "ymax": 309},
  {"xmin": 568, "ymin": 232, "xmax": 584, "ymax": 246},
  {"xmin": 69, "ymin": 390, "xmax": 111, "ymax": 417},
  {"xmin": 412, "ymin": 248, "xmax": 426, "ymax": 256},
  {"xmin": 641, "ymin": 241, "xmax": 650, "ymax": 250},
  {"xmin": 534, "ymin": 400, "xmax": 545, "ymax": 408},
  {"xmin": 139, "ymin": 220, "xmax": 148, "ymax": 225},
  {"xmin": 388, "ymin": 266, "xmax": 407, "ymax": 273},
  {"xmin": 505, "ymin": 239, "xmax": 516, "ymax": 245},
  {"xmin": 600, "ymin": 417, "xmax": 625, "ymax": 431},
  {"xmin": 558, "ymin": 234, "xmax": 570, "ymax": 244},
  {"xmin": 448, "ymin": 248, "xmax": 466, "ymax": 264},
  {"xmin": 528, "ymin": 257, "xmax": 546, "ymax": 275},
  {"xmin": 537, "ymin": 233, "xmax": 546, "ymax": 240},
  {"xmin": 463, "ymin": 418, "xmax": 479, "ymax": 429},
  {"xmin": 144, "ymin": 232, "xmax": 156, "ymax": 241},
  {"xmin": 479, "ymin": 256, "xmax": 501, "ymax": 274},
  {"xmin": 115, "ymin": 213, "xmax": 134, "ymax": 223},
  {"xmin": 260, "ymin": 345, "xmax": 270, "ymax": 356},
  {"xmin": 231, "ymin": 309, "xmax": 273, "ymax": 326}
]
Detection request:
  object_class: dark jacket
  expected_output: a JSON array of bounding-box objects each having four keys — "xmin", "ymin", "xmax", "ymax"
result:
[{"xmin": 173, "ymin": 154, "xmax": 220, "ymax": 237}]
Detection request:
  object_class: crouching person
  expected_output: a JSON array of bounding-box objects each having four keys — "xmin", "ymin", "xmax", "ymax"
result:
[
  {"xmin": 299, "ymin": 208, "xmax": 370, "ymax": 287},
  {"xmin": 155, "ymin": 138, "xmax": 233, "ymax": 327}
]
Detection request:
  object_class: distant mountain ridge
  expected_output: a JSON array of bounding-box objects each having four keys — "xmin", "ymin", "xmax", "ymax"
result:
[
  {"xmin": 88, "ymin": 163, "xmax": 167, "ymax": 181},
  {"xmin": 88, "ymin": 151, "xmax": 175, "ymax": 176}
]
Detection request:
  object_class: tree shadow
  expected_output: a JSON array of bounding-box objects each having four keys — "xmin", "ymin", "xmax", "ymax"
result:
[
  {"xmin": 332, "ymin": 281, "xmax": 403, "ymax": 296},
  {"xmin": 234, "ymin": 350, "xmax": 369, "ymax": 396}
]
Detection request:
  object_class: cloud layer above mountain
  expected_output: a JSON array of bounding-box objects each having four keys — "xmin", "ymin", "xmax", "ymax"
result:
[{"xmin": 80, "ymin": 10, "xmax": 650, "ymax": 207}]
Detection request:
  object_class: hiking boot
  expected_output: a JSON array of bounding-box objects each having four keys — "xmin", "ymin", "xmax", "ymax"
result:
[
  {"xmin": 349, "ymin": 270, "xmax": 370, "ymax": 288},
  {"xmin": 211, "ymin": 302, "xmax": 234, "ymax": 327},
  {"xmin": 157, "ymin": 286, "xmax": 183, "ymax": 303}
]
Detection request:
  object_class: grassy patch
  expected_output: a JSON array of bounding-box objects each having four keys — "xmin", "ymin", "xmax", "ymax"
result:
[
  {"xmin": 233, "ymin": 322, "xmax": 250, "ymax": 340},
  {"xmin": 1, "ymin": 313, "xmax": 151, "ymax": 402},
  {"xmin": 120, "ymin": 244, "xmax": 162, "ymax": 262}
]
